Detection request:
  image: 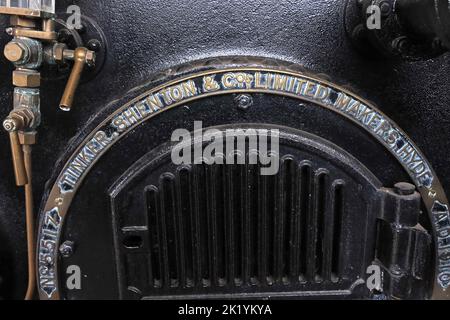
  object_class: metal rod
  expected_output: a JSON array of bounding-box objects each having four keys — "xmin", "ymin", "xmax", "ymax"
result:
[
  {"xmin": 23, "ymin": 143, "xmax": 36, "ymax": 300},
  {"xmin": 8, "ymin": 131, "xmax": 27, "ymax": 186}
]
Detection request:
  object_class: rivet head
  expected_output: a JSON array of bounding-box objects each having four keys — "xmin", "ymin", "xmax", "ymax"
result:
[
  {"xmin": 87, "ymin": 39, "xmax": 102, "ymax": 52},
  {"xmin": 235, "ymin": 94, "xmax": 253, "ymax": 110}
]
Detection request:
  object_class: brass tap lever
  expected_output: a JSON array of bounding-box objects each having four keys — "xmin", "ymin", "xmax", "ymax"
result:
[
  {"xmin": 59, "ymin": 47, "xmax": 96, "ymax": 111},
  {"xmin": 7, "ymin": 131, "xmax": 27, "ymax": 186}
]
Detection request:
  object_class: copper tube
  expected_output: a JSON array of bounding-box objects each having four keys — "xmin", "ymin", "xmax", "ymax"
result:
[
  {"xmin": 8, "ymin": 131, "xmax": 27, "ymax": 186},
  {"xmin": 22, "ymin": 144, "xmax": 35, "ymax": 300},
  {"xmin": 11, "ymin": 28, "xmax": 57, "ymax": 41},
  {"xmin": 59, "ymin": 48, "xmax": 89, "ymax": 111}
]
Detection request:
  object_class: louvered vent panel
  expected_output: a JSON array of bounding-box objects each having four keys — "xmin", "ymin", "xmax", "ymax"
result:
[{"xmin": 136, "ymin": 160, "xmax": 346, "ymax": 291}]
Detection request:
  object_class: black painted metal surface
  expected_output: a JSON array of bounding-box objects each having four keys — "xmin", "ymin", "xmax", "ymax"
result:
[{"xmin": 0, "ymin": 0, "xmax": 448, "ymax": 299}]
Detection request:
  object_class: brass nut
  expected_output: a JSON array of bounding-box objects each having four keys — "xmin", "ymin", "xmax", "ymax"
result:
[
  {"xmin": 4, "ymin": 41, "xmax": 28, "ymax": 63},
  {"xmin": 3, "ymin": 115, "xmax": 25, "ymax": 132},
  {"xmin": 53, "ymin": 43, "xmax": 67, "ymax": 63},
  {"xmin": 13, "ymin": 70, "xmax": 41, "ymax": 87},
  {"xmin": 5, "ymin": 109, "xmax": 35, "ymax": 132},
  {"xmin": 10, "ymin": 113, "xmax": 27, "ymax": 130},
  {"xmin": 85, "ymin": 50, "xmax": 96, "ymax": 66}
]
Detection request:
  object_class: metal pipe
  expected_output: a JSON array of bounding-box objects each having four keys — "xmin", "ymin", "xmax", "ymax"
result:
[
  {"xmin": 8, "ymin": 131, "xmax": 27, "ymax": 186},
  {"xmin": 23, "ymin": 143, "xmax": 35, "ymax": 300}
]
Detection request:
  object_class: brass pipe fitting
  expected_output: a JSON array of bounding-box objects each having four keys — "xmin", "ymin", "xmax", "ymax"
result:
[
  {"xmin": 10, "ymin": 27, "xmax": 57, "ymax": 41},
  {"xmin": 12, "ymin": 70, "xmax": 40, "ymax": 88},
  {"xmin": 3, "ymin": 108, "xmax": 37, "ymax": 186},
  {"xmin": 59, "ymin": 47, "xmax": 96, "ymax": 111},
  {"xmin": 8, "ymin": 17, "xmax": 57, "ymax": 41},
  {"xmin": 3, "ymin": 37, "xmax": 43, "ymax": 69},
  {"xmin": 3, "ymin": 108, "xmax": 36, "ymax": 132}
]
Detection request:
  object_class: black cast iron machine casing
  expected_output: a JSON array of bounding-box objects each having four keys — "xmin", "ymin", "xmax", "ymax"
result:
[{"xmin": 0, "ymin": 0, "xmax": 449, "ymax": 300}]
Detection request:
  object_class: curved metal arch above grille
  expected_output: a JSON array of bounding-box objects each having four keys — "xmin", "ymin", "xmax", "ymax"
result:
[{"xmin": 109, "ymin": 126, "xmax": 382, "ymax": 299}]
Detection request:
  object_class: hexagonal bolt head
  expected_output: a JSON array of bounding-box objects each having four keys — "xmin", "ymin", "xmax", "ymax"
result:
[
  {"xmin": 4, "ymin": 41, "xmax": 28, "ymax": 63},
  {"xmin": 52, "ymin": 43, "xmax": 67, "ymax": 64},
  {"xmin": 13, "ymin": 70, "xmax": 41, "ymax": 88},
  {"xmin": 85, "ymin": 50, "xmax": 96, "ymax": 67}
]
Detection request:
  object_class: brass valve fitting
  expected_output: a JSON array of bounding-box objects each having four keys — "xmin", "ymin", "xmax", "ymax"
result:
[
  {"xmin": 3, "ymin": 108, "xmax": 36, "ymax": 132},
  {"xmin": 3, "ymin": 37, "xmax": 43, "ymax": 68}
]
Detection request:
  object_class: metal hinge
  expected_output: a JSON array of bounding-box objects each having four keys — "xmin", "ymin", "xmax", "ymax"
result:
[{"xmin": 374, "ymin": 182, "xmax": 432, "ymax": 300}]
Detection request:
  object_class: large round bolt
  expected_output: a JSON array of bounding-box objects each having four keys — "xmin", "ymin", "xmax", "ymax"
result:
[
  {"xmin": 4, "ymin": 41, "xmax": 28, "ymax": 63},
  {"xmin": 59, "ymin": 241, "xmax": 75, "ymax": 258}
]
